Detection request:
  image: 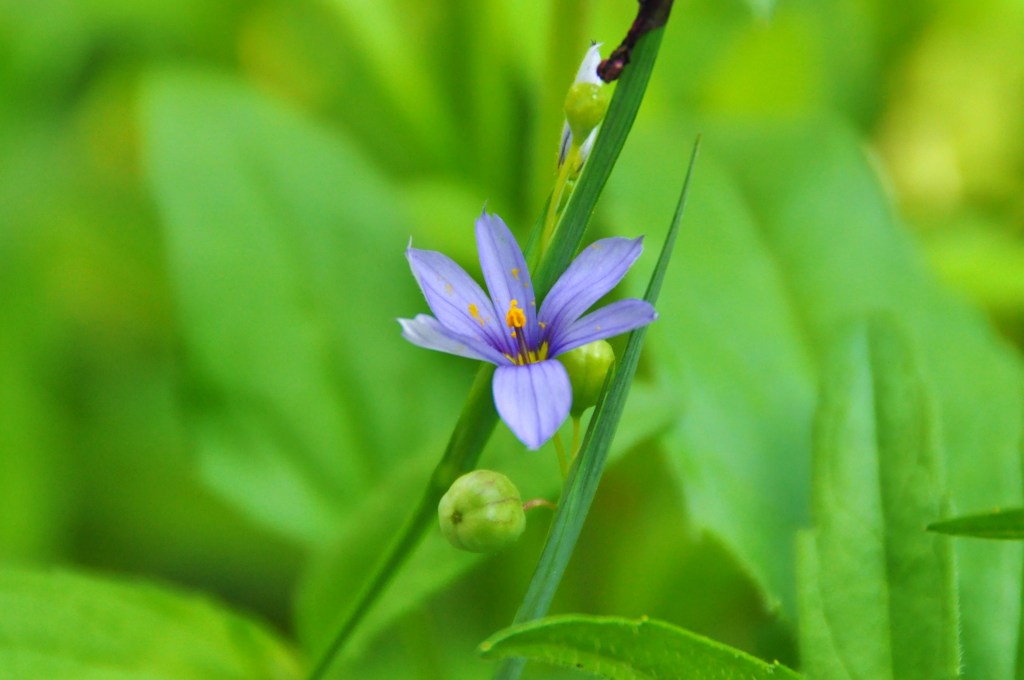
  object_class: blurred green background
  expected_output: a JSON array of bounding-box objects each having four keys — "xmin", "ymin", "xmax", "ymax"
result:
[{"xmin": 2, "ymin": 0, "xmax": 1023, "ymax": 678}]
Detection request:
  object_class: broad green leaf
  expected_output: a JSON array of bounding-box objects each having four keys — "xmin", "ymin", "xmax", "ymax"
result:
[
  {"xmin": 715, "ymin": 120, "xmax": 1021, "ymax": 679},
  {"xmin": 797, "ymin": 316, "xmax": 959, "ymax": 680},
  {"xmin": 479, "ymin": 614, "xmax": 802, "ymax": 680},
  {"xmin": 928, "ymin": 508, "xmax": 1024, "ymax": 539},
  {"xmin": 0, "ymin": 568, "xmax": 301, "ymax": 680},
  {"xmin": 608, "ymin": 117, "xmax": 1023, "ymax": 678},
  {"xmin": 142, "ymin": 69, "xmax": 466, "ymax": 543}
]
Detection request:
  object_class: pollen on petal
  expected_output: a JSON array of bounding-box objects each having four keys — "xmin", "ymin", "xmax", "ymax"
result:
[
  {"xmin": 469, "ymin": 303, "xmax": 486, "ymax": 326},
  {"xmin": 511, "ymin": 268, "xmax": 520, "ymax": 280}
]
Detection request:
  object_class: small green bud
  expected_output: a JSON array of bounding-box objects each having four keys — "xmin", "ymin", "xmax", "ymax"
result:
[
  {"xmin": 438, "ymin": 470, "xmax": 525, "ymax": 553},
  {"xmin": 558, "ymin": 339, "xmax": 615, "ymax": 416},
  {"xmin": 564, "ymin": 81, "xmax": 611, "ymax": 144}
]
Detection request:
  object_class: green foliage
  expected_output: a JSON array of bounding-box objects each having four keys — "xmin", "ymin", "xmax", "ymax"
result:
[
  {"xmin": 4, "ymin": 1, "xmax": 1024, "ymax": 679},
  {"xmin": 797, "ymin": 316, "xmax": 959, "ymax": 680},
  {"xmin": 142, "ymin": 69, "xmax": 468, "ymax": 543},
  {"xmin": 479, "ymin": 614, "xmax": 802, "ymax": 680},
  {"xmin": 609, "ymin": 117, "xmax": 1024, "ymax": 678},
  {"xmin": 0, "ymin": 568, "xmax": 301, "ymax": 680},
  {"xmin": 929, "ymin": 509, "xmax": 1024, "ymax": 539}
]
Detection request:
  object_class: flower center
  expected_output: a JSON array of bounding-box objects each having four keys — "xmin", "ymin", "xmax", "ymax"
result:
[
  {"xmin": 504, "ymin": 299, "xmax": 548, "ymax": 365},
  {"xmin": 505, "ymin": 299, "xmax": 526, "ymax": 330}
]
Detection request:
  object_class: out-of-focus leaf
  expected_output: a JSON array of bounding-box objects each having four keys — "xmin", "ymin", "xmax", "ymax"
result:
[
  {"xmin": 0, "ymin": 568, "xmax": 301, "ymax": 680},
  {"xmin": 608, "ymin": 117, "xmax": 1023, "ymax": 678},
  {"xmin": 612, "ymin": 141, "xmax": 815, "ymax": 614},
  {"xmin": 928, "ymin": 508, "xmax": 1024, "ymax": 539},
  {"xmin": 0, "ymin": 228, "xmax": 58, "ymax": 560},
  {"xmin": 479, "ymin": 614, "xmax": 802, "ymax": 679},
  {"xmin": 142, "ymin": 70, "xmax": 465, "ymax": 543},
  {"xmin": 797, "ymin": 316, "xmax": 959, "ymax": 680},
  {"xmin": 925, "ymin": 223, "xmax": 1024, "ymax": 312}
]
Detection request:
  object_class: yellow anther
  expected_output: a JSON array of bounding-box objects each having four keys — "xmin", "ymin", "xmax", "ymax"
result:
[{"xmin": 505, "ymin": 299, "xmax": 526, "ymax": 329}]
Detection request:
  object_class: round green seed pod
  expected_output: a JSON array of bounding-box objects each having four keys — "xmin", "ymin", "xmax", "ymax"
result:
[
  {"xmin": 558, "ymin": 340, "xmax": 615, "ymax": 416},
  {"xmin": 438, "ymin": 470, "xmax": 525, "ymax": 553},
  {"xmin": 564, "ymin": 82, "xmax": 611, "ymax": 143}
]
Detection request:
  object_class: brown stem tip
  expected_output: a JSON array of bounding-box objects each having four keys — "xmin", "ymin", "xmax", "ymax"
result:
[{"xmin": 597, "ymin": 0, "xmax": 674, "ymax": 82}]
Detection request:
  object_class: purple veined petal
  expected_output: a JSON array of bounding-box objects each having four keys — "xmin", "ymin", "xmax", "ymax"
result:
[
  {"xmin": 398, "ymin": 314, "xmax": 509, "ymax": 365},
  {"xmin": 549, "ymin": 299, "xmax": 657, "ymax": 356},
  {"xmin": 474, "ymin": 212, "xmax": 540, "ymax": 348},
  {"xmin": 493, "ymin": 360, "xmax": 572, "ymax": 450},
  {"xmin": 406, "ymin": 246, "xmax": 508, "ymax": 353},
  {"xmin": 539, "ymin": 237, "xmax": 644, "ymax": 334}
]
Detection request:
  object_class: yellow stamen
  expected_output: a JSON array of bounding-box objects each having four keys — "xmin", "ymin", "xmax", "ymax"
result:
[{"xmin": 505, "ymin": 299, "xmax": 526, "ymax": 329}]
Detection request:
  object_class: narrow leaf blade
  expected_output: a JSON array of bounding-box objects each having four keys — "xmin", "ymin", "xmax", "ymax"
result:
[
  {"xmin": 928, "ymin": 508, "xmax": 1024, "ymax": 539},
  {"xmin": 493, "ymin": 135, "xmax": 699, "ymax": 680}
]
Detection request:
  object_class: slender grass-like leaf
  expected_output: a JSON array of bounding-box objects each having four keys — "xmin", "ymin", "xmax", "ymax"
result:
[
  {"xmin": 928, "ymin": 508, "xmax": 1024, "ymax": 539},
  {"xmin": 479, "ymin": 614, "xmax": 802, "ymax": 680},
  {"xmin": 493, "ymin": 137, "xmax": 699, "ymax": 680},
  {"xmin": 307, "ymin": 18, "xmax": 672, "ymax": 679}
]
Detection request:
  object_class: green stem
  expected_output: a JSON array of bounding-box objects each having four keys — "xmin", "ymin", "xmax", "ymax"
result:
[
  {"xmin": 538, "ymin": 144, "xmax": 580, "ymax": 255},
  {"xmin": 307, "ymin": 365, "xmax": 498, "ymax": 680},
  {"xmin": 552, "ymin": 430, "xmax": 570, "ymax": 478},
  {"xmin": 571, "ymin": 416, "xmax": 582, "ymax": 461}
]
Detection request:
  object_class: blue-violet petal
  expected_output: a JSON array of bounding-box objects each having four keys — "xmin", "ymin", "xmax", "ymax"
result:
[
  {"xmin": 550, "ymin": 299, "xmax": 657, "ymax": 356},
  {"xmin": 539, "ymin": 237, "xmax": 643, "ymax": 333},
  {"xmin": 406, "ymin": 246, "xmax": 507, "ymax": 352},
  {"xmin": 493, "ymin": 360, "xmax": 572, "ymax": 449},
  {"xmin": 475, "ymin": 212, "xmax": 540, "ymax": 349},
  {"xmin": 399, "ymin": 314, "xmax": 508, "ymax": 365}
]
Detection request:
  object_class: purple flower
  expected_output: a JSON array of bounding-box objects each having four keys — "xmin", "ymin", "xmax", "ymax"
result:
[{"xmin": 400, "ymin": 212, "xmax": 657, "ymax": 449}]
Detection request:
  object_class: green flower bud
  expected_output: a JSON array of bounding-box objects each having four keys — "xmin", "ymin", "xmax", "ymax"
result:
[
  {"xmin": 438, "ymin": 470, "xmax": 525, "ymax": 553},
  {"xmin": 564, "ymin": 81, "xmax": 611, "ymax": 144},
  {"xmin": 558, "ymin": 339, "xmax": 615, "ymax": 416}
]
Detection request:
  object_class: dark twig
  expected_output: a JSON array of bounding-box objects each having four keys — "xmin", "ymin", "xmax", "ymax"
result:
[{"xmin": 597, "ymin": 0, "xmax": 674, "ymax": 82}]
